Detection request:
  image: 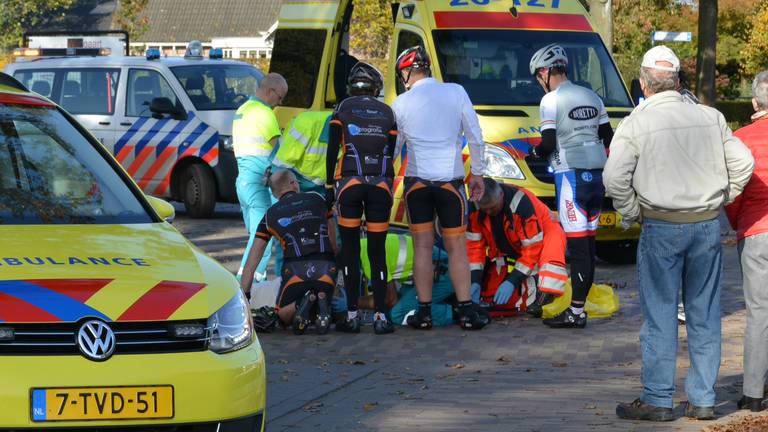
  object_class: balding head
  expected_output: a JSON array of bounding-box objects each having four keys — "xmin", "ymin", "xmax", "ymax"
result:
[
  {"xmin": 269, "ymin": 169, "xmax": 299, "ymax": 198},
  {"xmin": 256, "ymin": 73, "xmax": 288, "ymax": 108}
]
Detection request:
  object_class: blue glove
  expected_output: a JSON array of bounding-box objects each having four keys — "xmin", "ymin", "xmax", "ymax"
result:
[
  {"xmin": 331, "ymin": 289, "xmax": 347, "ymax": 313},
  {"xmin": 493, "ymin": 280, "xmax": 516, "ymax": 305},
  {"xmin": 470, "ymin": 282, "xmax": 482, "ymax": 303}
]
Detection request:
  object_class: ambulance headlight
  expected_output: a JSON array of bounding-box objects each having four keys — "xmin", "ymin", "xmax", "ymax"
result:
[
  {"xmin": 484, "ymin": 145, "xmax": 525, "ymax": 180},
  {"xmin": 219, "ymin": 135, "xmax": 234, "ymax": 151},
  {"xmin": 208, "ymin": 292, "xmax": 253, "ymax": 354}
]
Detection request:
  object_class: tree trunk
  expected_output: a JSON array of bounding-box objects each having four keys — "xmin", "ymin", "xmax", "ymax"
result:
[
  {"xmin": 696, "ymin": 0, "xmax": 717, "ymax": 105},
  {"xmin": 588, "ymin": 0, "xmax": 613, "ymax": 53}
]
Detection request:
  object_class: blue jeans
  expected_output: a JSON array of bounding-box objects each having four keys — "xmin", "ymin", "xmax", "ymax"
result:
[
  {"xmin": 638, "ymin": 218, "xmax": 722, "ymax": 408},
  {"xmin": 236, "ymin": 156, "xmax": 282, "ymax": 280}
]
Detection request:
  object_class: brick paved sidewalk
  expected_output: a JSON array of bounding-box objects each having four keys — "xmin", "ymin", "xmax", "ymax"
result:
[{"xmin": 175, "ymin": 210, "xmax": 757, "ymax": 432}]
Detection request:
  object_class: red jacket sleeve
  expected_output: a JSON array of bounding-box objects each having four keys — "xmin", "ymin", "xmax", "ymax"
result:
[{"xmin": 466, "ymin": 212, "xmax": 487, "ymax": 272}]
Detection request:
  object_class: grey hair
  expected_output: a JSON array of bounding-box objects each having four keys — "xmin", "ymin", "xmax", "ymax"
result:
[
  {"xmin": 752, "ymin": 71, "xmax": 768, "ymax": 109},
  {"xmin": 639, "ymin": 67, "xmax": 679, "ymax": 95},
  {"xmin": 477, "ymin": 177, "xmax": 502, "ymax": 207}
]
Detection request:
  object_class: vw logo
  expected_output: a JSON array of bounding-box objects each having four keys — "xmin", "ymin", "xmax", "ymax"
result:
[{"xmin": 76, "ymin": 320, "xmax": 116, "ymax": 361}]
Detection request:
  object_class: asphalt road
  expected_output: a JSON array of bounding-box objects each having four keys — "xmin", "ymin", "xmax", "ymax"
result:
[{"xmin": 173, "ymin": 203, "xmax": 763, "ymax": 432}]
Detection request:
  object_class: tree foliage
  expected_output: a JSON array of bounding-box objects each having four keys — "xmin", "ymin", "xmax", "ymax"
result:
[
  {"xmin": 114, "ymin": 0, "xmax": 150, "ymax": 42},
  {"xmin": 0, "ymin": 0, "xmax": 76, "ymax": 52},
  {"xmin": 349, "ymin": 0, "xmax": 394, "ymax": 75},
  {"xmin": 613, "ymin": 0, "xmax": 758, "ymax": 99},
  {"xmin": 742, "ymin": 0, "xmax": 768, "ymax": 78}
]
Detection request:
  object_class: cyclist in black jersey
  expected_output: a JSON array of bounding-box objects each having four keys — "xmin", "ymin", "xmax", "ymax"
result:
[
  {"xmin": 325, "ymin": 62, "xmax": 398, "ymax": 335},
  {"xmin": 240, "ymin": 170, "xmax": 338, "ymax": 335}
]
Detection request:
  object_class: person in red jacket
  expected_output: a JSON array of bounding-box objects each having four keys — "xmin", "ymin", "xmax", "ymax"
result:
[
  {"xmin": 726, "ymin": 70, "xmax": 768, "ymax": 413},
  {"xmin": 467, "ymin": 178, "xmax": 568, "ymax": 317}
]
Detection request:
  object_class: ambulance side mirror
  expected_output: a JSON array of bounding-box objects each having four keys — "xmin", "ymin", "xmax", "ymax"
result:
[
  {"xmin": 150, "ymin": 97, "xmax": 186, "ymax": 120},
  {"xmin": 146, "ymin": 195, "xmax": 175, "ymax": 223}
]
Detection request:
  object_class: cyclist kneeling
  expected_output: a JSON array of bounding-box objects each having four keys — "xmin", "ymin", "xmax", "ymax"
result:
[{"xmin": 240, "ymin": 170, "xmax": 338, "ymax": 335}]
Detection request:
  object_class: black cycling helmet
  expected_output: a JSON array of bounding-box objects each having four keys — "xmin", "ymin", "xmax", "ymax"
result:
[
  {"xmin": 251, "ymin": 306, "xmax": 279, "ymax": 333},
  {"xmin": 347, "ymin": 62, "xmax": 384, "ymax": 96},
  {"xmin": 395, "ymin": 46, "xmax": 431, "ymax": 88}
]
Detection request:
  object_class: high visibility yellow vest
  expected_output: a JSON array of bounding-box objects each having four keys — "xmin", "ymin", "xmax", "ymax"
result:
[
  {"xmin": 360, "ymin": 234, "xmax": 415, "ymax": 283},
  {"xmin": 232, "ymin": 98, "xmax": 280, "ymax": 158},
  {"xmin": 273, "ymin": 111, "xmax": 332, "ymax": 185}
]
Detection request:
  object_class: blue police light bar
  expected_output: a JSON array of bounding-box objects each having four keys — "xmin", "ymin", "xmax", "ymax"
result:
[
  {"xmin": 146, "ymin": 48, "xmax": 161, "ymax": 60},
  {"xmin": 209, "ymin": 48, "xmax": 223, "ymax": 59}
]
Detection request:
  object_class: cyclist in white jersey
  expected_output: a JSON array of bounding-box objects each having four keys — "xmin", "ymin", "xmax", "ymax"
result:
[
  {"xmin": 392, "ymin": 45, "xmax": 489, "ymax": 331},
  {"xmin": 528, "ymin": 44, "xmax": 614, "ymax": 328}
]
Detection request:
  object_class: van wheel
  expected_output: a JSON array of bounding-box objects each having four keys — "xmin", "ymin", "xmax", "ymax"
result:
[
  {"xmin": 180, "ymin": 163, "xmax": 216, "ymax": 218},
  {"xmin": 596, "ymin": 240, "xmax": 637, "ymax": 265}
]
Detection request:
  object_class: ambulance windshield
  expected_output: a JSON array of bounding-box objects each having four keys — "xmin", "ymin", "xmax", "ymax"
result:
[
  {"xmin": 432, "ymin": 30, "xmax": 632, "ymax": 108},
  {"xmin": 0, "ymin": 104, "xmax": 152, "ymax": 224},
  {"xmin": 171, "ymin": 64, "xmax": 263, "ymax": 111}
]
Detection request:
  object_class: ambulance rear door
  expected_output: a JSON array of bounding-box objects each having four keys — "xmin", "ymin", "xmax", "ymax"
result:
[{"xmin": 270, "ymin": 0, "xmax": 352, "ymax": 126}]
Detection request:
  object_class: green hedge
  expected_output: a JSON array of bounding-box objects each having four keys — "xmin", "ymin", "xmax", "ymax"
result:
[{"xmin": 715, "ymin": 100, "xmax": 754, "ymax": 129}]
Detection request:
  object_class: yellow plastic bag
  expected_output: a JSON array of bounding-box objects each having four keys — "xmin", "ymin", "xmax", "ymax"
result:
[{"xmin": 542, "ymin": 282, "xmax": 620, "ymax": 319}]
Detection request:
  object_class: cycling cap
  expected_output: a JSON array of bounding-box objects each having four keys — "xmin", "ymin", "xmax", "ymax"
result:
[
  {"xmin": 641, "ymin": 45, "xmax": 680, "ymax": 72},
  {"xmin": 529, "ymin": 43, "xmax": 568, "ymax": 75},
  {"xmin": 396, "ymin": 45, "xmax": 431, "ymax": 71},
  {"xmin": 347, "ymin": 61, "xmax": 384, "ymax": 94}
]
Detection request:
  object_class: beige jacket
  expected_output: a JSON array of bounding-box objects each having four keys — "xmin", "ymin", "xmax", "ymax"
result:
[{"xmin": 603, "ymin": 91, "xmax": 754, "ymax": 224}]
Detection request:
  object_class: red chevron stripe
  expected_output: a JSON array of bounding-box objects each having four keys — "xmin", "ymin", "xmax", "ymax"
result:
[
  {"xmin": 153, "ymin": 175, "xmax": 171, "ymax": 196},
  {"xmin": 115, "ymin": 145, "xmax": 134, "ymax": 163},
  {"xmin": 126, "ymin": 146, "xmax": 156, "ymax": 176},
  {"xmin": 138, "ymin": 146, "xmax": 176, "ymax": 190},
  {"xmin": 202, "ymin": 146, "xmax": 219, "ymax": 164},
  {"xmin": 0, "ymin": 292, "xmax": 60, "ymax": 322},
  {"xmin": 26, "ymin": 279, "xmax": 112, "ymax": 303},
  {"xmin": 117, "ymin": 281, "xmax": 206, "ymax": 321}
]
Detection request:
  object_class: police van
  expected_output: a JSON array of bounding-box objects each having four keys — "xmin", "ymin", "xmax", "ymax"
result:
[
  {"xmin": 6, "ymin": 38, "xmax": 263, "ymax": 218},
  {"xmin": 270, "ymin": 0, "xmax": 640, "ymax": 263}
]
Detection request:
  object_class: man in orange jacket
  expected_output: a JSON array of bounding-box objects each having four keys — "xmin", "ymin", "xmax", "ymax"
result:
[{"xmin": 467, "ymin": 178, "xmax": 568, "ymax": 316}]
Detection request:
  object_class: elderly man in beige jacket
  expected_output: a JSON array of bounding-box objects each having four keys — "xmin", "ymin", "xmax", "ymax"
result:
[{"xmin": 605, "ymin": 46, "xmax": 754, "ymax": 422}]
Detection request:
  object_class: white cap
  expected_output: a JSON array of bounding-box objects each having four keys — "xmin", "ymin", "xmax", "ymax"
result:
[{"xmin": 641, "ymin": 45, "xmax": 680, "ymax": 72}]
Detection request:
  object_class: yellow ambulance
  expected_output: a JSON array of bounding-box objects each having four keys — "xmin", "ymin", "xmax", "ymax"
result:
[{"xmin": 270, "ymin": 0, "xmax": 639, "ymax": 263}]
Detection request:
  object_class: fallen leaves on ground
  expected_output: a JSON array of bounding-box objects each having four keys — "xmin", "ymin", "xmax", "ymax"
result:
[
  {"xmin": 497, "ymin": 356, "xmax": 512, "ymax": 363},
  {"xmin": 552, "ymin": 362, "xmax": 568, "ymax": 368},
  {"xmin": 303, "ymin": 401, "xmax": 324, "ymax": 413},
  {"xmin": 446, "ymin": 363, "xmax": 465, "ymax": 369},
  {"xmin": 704, "ymin": 414, "xmax": 768, "ymax": 432},
  {"xmin": 363, "ymin": 402, "xmax": 378, "ymax": 412}
]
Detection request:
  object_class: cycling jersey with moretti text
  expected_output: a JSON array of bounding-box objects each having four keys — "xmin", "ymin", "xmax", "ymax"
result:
[{"xmin": 539, "ymin": 81, "xmax": 609, "ymax": 173}]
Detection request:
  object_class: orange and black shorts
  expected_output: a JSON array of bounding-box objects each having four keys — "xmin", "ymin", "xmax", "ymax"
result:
[
  {"xmin": 404, "ymin": 176, "xmax": 467, "ymax": 237},
  {"xmin": 335, "ymin": 176, "xmax": 393, "ymax": 233},
  {"xmin": 277, "ymin": 257, "xmax": 336, "ymax": 308}
]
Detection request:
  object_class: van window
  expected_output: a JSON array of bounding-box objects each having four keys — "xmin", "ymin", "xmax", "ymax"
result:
[
  {"xmin": 395, "ymin": 30, "xmax": 426, "ymax": 95},
  {"xmin": 126, "ymin": 69, "xmax": 179, "ymax": 117},
  {"xmin": 269, "ymin": 29, "xmax": 327, "ymax": 108},
  {"xmin": 432, "ymin": 30, "xmax": 632, "ymax": 108},
  {"xmin": 171, "ymin": 65, "xmax": 262, "ymax": 110},
  {"xmin": 60, "ymin": 69, "xmax": 120, "ymax": 115},
  {"xmin": 14, "ymin": 70, "xmax": 55, "ymax": 98}
]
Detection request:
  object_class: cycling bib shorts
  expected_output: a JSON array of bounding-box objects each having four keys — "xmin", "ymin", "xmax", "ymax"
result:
[
  {"xmin": 335, "ymin": 176, "xmax": 393, "ymax": 233},
  {"xmin": 404, "ymin": 176, "xmax": 467, "ymax": 237},
  {"xmin": 554, "ymin": 169, "xmax": 604, "ymax": 237},
  {"xmin": 277, "ymin": 257, "xmax": 336, "ymax": 308}
]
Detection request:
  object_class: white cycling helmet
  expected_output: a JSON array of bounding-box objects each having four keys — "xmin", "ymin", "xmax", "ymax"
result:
[{"xmin": 529, "ymin": 43, "xmax": 568, "ymax": 76}]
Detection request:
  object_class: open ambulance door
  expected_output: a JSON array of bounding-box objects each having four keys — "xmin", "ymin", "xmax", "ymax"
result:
[{"xmin": 269, "ymin": 0, "xmax": 353, "ymax": 127}]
